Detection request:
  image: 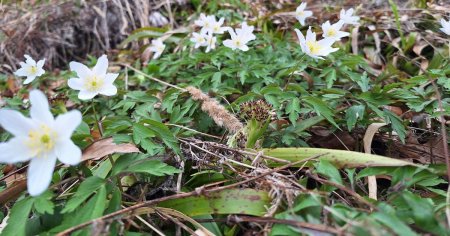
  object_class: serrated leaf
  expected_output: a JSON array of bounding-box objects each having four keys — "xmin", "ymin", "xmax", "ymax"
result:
[
  {"xmin": 2, "ymin": 197, "xmax": 34, "ymax": 236},
  {"xmin": 122, "ymin": 159, "xmax": 180, "ymax": 176},
  {"xmin": 141, "ymin": 119, "xmax": 180, "ymax": 154},
  {"xmin": 61, "ymin": 176, "xmax": 105, "ymax": 213},
  {"xmin": 303, "ymin": 96, "xmax": 339, "ymax": 128},
  {"xmin": 315, "ymin": 159, "xmax": 343, "ymax": 185},
  {"xmin": 133, "ymin": 123, "xmax": 156, "ymax": 145},
  {"xmin": 286, "ymin": 97, "xmax": 301, "ymax": 125},
  {"xmin": 383, "ymin": 110, "xmax": 406, "ymax": 143},
  {"xmin": 33, "ymin": 191, "xmax": 54, "ymax": 214},
  {"xmin": 345, "ymin": 105, "xmax": 365, "ymax": 131}
]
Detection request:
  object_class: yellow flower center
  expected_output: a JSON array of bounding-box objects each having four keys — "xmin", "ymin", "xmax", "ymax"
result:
[
  {"xmin": 306, "ymin": 41, "xmax": 322, "ymax": 55},
  {"xmin": 327, "ymin": 28, "xmax": 337, "ymax": 37},
  {"xmin": 84, "ymin": 76, "xmax": 104, "ymax": 92},
  {"xmin": 26, "ymin": 124, "xmax": 57, "ymax": 157},
  {"xmin": 297, "ymin": 11, "xmax": 304, "ymax": 16},
  {"xmin": 28, "ymin": 66, "xmax": 38, "ymax": 74},
  {"xmin": 235, "ymin": 40, "xmax": 241, "ymax": 47},
  {"xmin": 214, "ymin": 25, "xmax": 220, "ymax": 32}
]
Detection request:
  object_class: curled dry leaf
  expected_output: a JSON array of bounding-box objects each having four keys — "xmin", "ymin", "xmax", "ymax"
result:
[{"xmin": 82, "ymin": 137, "xmax": 140, "ymax": 161}]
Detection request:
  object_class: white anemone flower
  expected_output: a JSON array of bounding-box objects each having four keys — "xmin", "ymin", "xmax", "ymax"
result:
[
  {"xmin": 14, "ymin": 55, "xmax": 45, "ymax": 84},
  {"xmin": 339, "ymin": 8, "xmax": 360, "ymax": 25},
  {"xmin": 295, "ymin": 2, "xmax": 313, "ymax": 26},
  {"xmin": 68, "ymin": 55, "xmax": 118, "ymax": 100},
  {"xmin": 294, "ymin": 27, "xmax": 338, "ymax": 60},
  {"xmin": 440, "ymin": 18, "xmax": 450, "ymax": 36},
  {"xmin": 223, "ymin": 24, "xmax": 256, "ymax": 52},
  {"xmin": 148, "ymin": 39, "xmax": 166, "ymax": 59},
  {"xmin": 205, "ymin": 33, "xmax": 217, "ymax": 53},
  {"xmin": 0, "ymin": 90, "xmax": 82, "ymax": 196},
  {"xmin": 321, "ymin": 20, "xmax": 349, "ymax": 41},
  {"xmin": 194, "ymin": 13, "xmax": 215, "ymax": 29},
  {"xmin": 197, "ymin": 14, "xmax": 228, "ymax": 35},
  {"xmin": 190, "ymin": 32, "xmax": 208, "ymax": 48}
]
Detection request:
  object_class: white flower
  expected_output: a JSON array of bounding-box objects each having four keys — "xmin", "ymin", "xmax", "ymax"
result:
[
  {"xmin": 223, "ymin": 23, "xmax": 256, "ymax": 51},
  {"xmin": 148, "ymin": 39, "xmax": 166, "ymax": 59},
  {"xmin": 68, "ymin": 55, "xmax": 118, "ymax": 100},
  {"xmin": 14, "ymin": 55, "xmax": 45, "ymax": 84},
  {"xmin": 321, "ymin": 20, "xmax": 349, "ymax": 41},
  {"xmin": 194, "ymin": 13, "xmax": 214, "ymax": 28},
  {"xmin": 190, "ymin": 32, "xmax": 208, "ymax": 48},
  {"xmin": 205, "ymin": 33, "xmax": 217, "ymax": 53},
  {"xmin": 149, "ymin": 11, "xmax": 169, "ymax": 27},
  {"xmin": 295, "ymin": 2, "xmax": 313, "ymax": 26},
  {"xmin": 196, "ymin": 14, "xmax": 228, "ymax": 34},
  {"xmin": 0, "ymin": 90, "xmax": 82, "ymax": 196},
  {"xmin": 339, "ymin": 8, "xmax": 360, "ymax": 25},
  {"xmin": 440, "ymin": 18, "xmax": 450, "ymax": 36},
  {"xmin": 294, "ymin": 27, "xmax": 338, "ymax": 59}
]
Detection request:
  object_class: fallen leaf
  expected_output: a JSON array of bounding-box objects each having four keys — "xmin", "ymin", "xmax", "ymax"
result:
[{"xmin": 82, "ymin": 137, "xmax": 140, "ymax": 161}]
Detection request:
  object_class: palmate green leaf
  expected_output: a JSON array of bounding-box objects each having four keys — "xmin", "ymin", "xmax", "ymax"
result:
[
  {"xmin": 373, "ymin": 203, "xmax": 417, "ymax": 236},
  {"xmin": 33, "ymin": 191, "xmax": 55, "ymax": 215},
  {"xmin": 51, "ymin": 185, "xmax": 108, "ymax": 234},
  {"xmin": 315, "ymin": 160, "xmax": 343, "ymax": 185},
  {"xmin": 302, "ymin": 96, "xmax": 339, "ymax": 128},
  {"xmin": 121, "ymin": 159, "xmax": 180, "ymax": 176},
  {"xmin": 345, "ymin": 104, "xmax": 365, "ymax": 131},
  {"xmin": 132, "ymin": 123, "xmax": 156, "ymax": 145},
  {"xmin": 2, "ymin": 197, "xmax": 34, "ymax": 236},
  {"xmin": 61, "ymin": 176, "xmax": 105, "ymax": 213},
  {"xmin": 285, "ymin": 97, "xmax": 301, "ymax": 125},
  {"xmin": 141, "ymin": 119, "xmax": 180, "ymax": 154},
  {"xmin": 383, "ymin": 109, "xmax": 406, "ymax": 143},
  {"xmin": 262, "ymin": 148, "xmax": 416, "ymax": 168},
  {"xmin": 157, "ymin": 189, "xmax": 271, "ymax": 217}
]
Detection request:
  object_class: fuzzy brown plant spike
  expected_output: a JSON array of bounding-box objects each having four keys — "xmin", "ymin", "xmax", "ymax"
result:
[{"xmin": 186, "ymin": 86, "xmax": 243, "ymax": 133}]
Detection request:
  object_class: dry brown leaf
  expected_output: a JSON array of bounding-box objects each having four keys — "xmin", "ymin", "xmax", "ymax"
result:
[{"xmin": 82, "ymin": 137, "xmax": 140, "ymax": 161}]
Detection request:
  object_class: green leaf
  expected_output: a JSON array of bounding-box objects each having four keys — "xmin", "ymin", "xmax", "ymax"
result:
[
  {"xmin": 262, "ymin": 148, "xmax": 416, "ymax": 168},
  {"xmin": 345, "ymin": 105, "xmax": 365, "ymax": 131},
  {"xmin": 2, "ymin": 197, "xmax": 34, "ymax": 236},
  {"xmin": 383, "ymin": 109, "xmax": 406, "ymax": 143},
  {"xmin": 286, "ymin": 97, "xmax": 301, "ymax": 125},
  {"xmin": 372, "ymin": 203, "xmax": 417, "ymax": 236},
  {"xmin": 315, "ymin": 159, "xmax": 343, "ymax": 185},
  {"xmin": 141, "ymin": 119, "xmax": 180, "ymax": 154},
  {"xmin": 132, "ymin": 123, "xmax": 156, "ymax": 145},
  {"xmin": 121, "ymin": 159, "xmax": 180, "ymax": 176},
  {"xmin": 62, "ymin": 176, "xmax": 105, "ymax": 213},
  {"xmin": 303, "ymin": 96, "xmax": 339, "ymax": 128},
  {"xmin": 33, "ymin": 191, "xmax": 55, "ymax": 214},
  {"xmin": 157, "ymin": 189, "xmax": 271, "ymax": 217},
  {"xmin": 323, "ymin": 68, "xmax": 337, "ymax": 89}
]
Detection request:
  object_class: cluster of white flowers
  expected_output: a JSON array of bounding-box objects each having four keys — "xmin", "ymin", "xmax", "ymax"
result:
[
  {"xmin": 2, "ymin": 54, "xmax": 120, "ymax": 196},
  {"xmin": 294, "ymin": 3, "xmax": 359, "ymax": 59},
  {"xmin": 190, "ymin": 13, "xmax": 256, "ymax": 52}
]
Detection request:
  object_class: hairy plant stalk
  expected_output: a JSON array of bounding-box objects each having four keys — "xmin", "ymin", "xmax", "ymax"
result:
[{"xmin": 186, "ymin": 86, "xmax": 243, "ymax": 133}]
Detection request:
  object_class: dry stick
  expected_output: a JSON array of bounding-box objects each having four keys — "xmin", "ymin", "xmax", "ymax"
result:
[
  {"xmin": 431, "ymin": 80, "xmax": 450, "ymax": 228},
  {"xmin": 56, "ymin": 154, "xmax": 325, "ymax": 235},
  {"xmin": 116, "ymin": 62, "xmax": 187, "ymax": 92}
]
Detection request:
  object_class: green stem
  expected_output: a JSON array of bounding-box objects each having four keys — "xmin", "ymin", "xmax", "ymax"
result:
[{"xmin": 285, "ymin": 53, "xmax": 307, "ymax": 88}]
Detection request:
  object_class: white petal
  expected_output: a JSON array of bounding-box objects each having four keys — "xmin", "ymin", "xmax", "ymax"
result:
[
  {"xmin": 27, "ymin": 154, "xmax": 57, "ymax": 196},
  {"xmin": 0, "ymin": 137, "xmax": 33, "ymax": 164},
  {"xmin": 55, "ymin": 140, "xmax": 81, "ymax": 165},
  {"xmin": 69, "ymin": 61, "xmax": 92, "ymax": 79},
  {"xmin": 78, "ymin": 90, "xmax": 98, "ymax": 100},
  {"xmin": 0, "ymin": 109, "xmax": 34, "ymax": 136},
  {"xmin": 30, "ymin": 90, "xmax": 54, "ymax": 124},
  {"xmin": 67, "ymin": 78, "xmax": 84, "ymax": 90},
  {"xmin": 37, "ymin": 59, "xmax": 45, "ymax": 68},
  {"xmin": 104, "ymin": 73, "xmax": 118, "ymax": 84},
  {"xmin": 223, "ymin": 40, "xmax": 236, "ymax": 50},
  {"xmin": 55, "ymin": 110, "xmax": 82, "ymax": 140},
  {"xmin": 14, "ymin": 67, "xmax": 29, "ymax": 77},
  {"xmin": 93, "ymin": 55, "xmax": 108, "ymax": 76},
  {"xmin": 24, "ymin": 55, "xmax": 36, "ymax": 66},
  {"xmin": 100, "ymin": 84, "xmax": 117, "ymax": 96},
  {"xmin": 23, "ymin": 76, "xmax": 37, "ymax": 84},
  {"xmin": 239, "ymin": 45, "xmax": 249, "ymax": 51}
]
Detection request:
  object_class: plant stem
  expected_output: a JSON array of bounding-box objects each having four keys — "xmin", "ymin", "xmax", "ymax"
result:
[{"xmin": 90, "ymin": 100, "xmax": 115, "ymax": 168}]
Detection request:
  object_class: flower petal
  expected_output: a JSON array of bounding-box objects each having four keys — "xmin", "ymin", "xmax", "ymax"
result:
[
  {"xmin": 37, "ymin": 59, "xmax": 46, "ymax": 68},
  {"xmin": 93, "ymin": 55, "xmax": 108, "ymax": 76},
  {"xmin": 69, "ymin": 61, "xmax": 92, "ymax": 79},
  {"xmin": 0, "ymin": 137, "xmax": 33, "ymax": 164},
  {"xmin": 0, "ymin": 109, "xmax": 34, "ymax": 136},
  {"xmin": 68, "ymin": 78, "xmax": 84, "ymax": 90},
  {"xmin": 78, "ymin": 90, "xmax": 98, "ymax": 100},
  {"xmin": 30, "ymin": 90, "xmax": 54, "ymax": 124},
  {"xmin": 27, "ymin": 154, "xmax": 57, "ymax": 196},
  {"xmin": 24, "ymin": 55, "xmax": 36, "ymax": 66},
  {"xmin": 55, "ymin": 140, "xmax": 82, "ymax": 165},
  {"xmin": 100, "ymin": 84, "xmax": 117, "ymax": 96},
  {"xmin": 14, "ymin": 67, "xmax": 29, "ymax": 77},
  {"xmin": 55, "ymin": 110, "xmax": 82, "ymax": 140},
  {"xmin": 104, "ymin": 73, "xmax": 119, "ymax": 84},
  {"xmin": 23, "ymin": 76, "xmax": 37, "ymax": 84}
]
